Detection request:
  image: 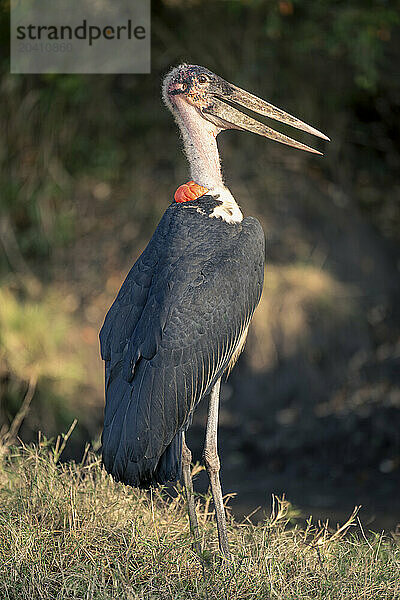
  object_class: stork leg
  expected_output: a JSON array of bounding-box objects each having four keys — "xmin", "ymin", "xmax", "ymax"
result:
[
  {"xmin": 203, "ymin": 378, "xmax": 231, "ymax": 561},
  {"xmin": 182, "ymin": 432, "xmax": 201, "ymax": 555}
]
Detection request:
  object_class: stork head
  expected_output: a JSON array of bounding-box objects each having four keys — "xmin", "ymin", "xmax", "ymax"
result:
[{"xmin": 163, "ymin": 63, "xmax": 329, "ymax": 154}]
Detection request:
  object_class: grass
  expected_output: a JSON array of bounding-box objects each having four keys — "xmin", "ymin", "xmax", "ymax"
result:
[{"xmin": 0, "ymin": 440, "xmax": 399, "ymax": 600}]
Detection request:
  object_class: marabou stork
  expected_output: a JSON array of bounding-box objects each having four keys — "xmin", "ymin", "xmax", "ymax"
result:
[{"xmin": 100, "ymin": 64, "xmax": 329, "ymax": 560}]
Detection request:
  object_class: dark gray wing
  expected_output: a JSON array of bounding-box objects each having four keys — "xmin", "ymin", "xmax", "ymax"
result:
[{"xmin": 100, "ymin": 202, "xmax": 265, "ymax": 487}]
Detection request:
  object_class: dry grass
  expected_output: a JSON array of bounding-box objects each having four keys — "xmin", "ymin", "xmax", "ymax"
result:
[{"xmin": 0, "ymin": 440, "xmax": 399, "ymax": 600}]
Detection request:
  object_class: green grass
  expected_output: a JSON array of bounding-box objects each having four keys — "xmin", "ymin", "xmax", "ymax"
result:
[{"xmin": 0, "ymin": 442, "xmax": 399, "ymax": 600}]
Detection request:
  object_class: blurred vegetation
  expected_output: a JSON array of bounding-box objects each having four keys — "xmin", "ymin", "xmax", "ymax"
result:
[
  {"xmin": 0, "ymin": 0, "xmax": 399, "ymax": 519},
  {"xmin": 0, "ymin": 287, "xmax": 82, "ymax": 383}
]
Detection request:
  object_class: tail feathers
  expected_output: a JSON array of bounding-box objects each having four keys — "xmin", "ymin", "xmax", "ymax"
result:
[
  {"xmin": 102, "ymin": 360, "xmax": 183, "ymax": 487},
  {"xmin": 102, "ymin": 355, "xmax": 187, "ymax": 488},
  {"xmin": 154, "ymin": 431, "xmax": 182, "ymax": 484},
  {"xmin": 103, "ymin": 432, "xmax": 183, "ymax": 488}
]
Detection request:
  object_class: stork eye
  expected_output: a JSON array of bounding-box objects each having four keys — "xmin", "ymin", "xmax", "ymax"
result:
[{"xmin": 198, "ymin": 75, "xmax": 208, "ymax": 84}]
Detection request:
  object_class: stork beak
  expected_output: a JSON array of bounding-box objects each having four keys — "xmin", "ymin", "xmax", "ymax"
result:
[{"xmin": 203, "ymin": 80, "xmax": 330, "ymax": 155}]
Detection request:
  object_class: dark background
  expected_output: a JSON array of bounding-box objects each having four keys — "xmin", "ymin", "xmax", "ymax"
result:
[{"xmin": 1, "ymin": 1, "xmax": 399, "ymax": 529}]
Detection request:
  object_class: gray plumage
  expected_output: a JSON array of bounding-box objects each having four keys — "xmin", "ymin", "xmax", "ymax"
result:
[{"xmin": 100, "ymin": 194, "xmax": 265, "ymax": 487}]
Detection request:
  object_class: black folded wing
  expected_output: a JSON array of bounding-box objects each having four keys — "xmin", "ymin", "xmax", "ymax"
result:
[{"xmin": 100, "ymin": 199, "xmax": 265, "ymax": 487}]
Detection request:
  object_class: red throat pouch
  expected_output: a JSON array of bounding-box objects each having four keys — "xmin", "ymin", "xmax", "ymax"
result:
[{"xmin": 174, "ymin": 181, "xmax": 209, "ymax": 203}]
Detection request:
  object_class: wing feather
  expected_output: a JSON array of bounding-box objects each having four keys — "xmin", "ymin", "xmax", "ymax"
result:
[{"xmin": 101, "ymin": 203, "xmax": 265, "ymax": 487}]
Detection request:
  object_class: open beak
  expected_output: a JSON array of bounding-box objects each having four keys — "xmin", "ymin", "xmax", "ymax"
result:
[{"xmin": 203, "ymin": 79, "xmax": 330, "ymax": 155}]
